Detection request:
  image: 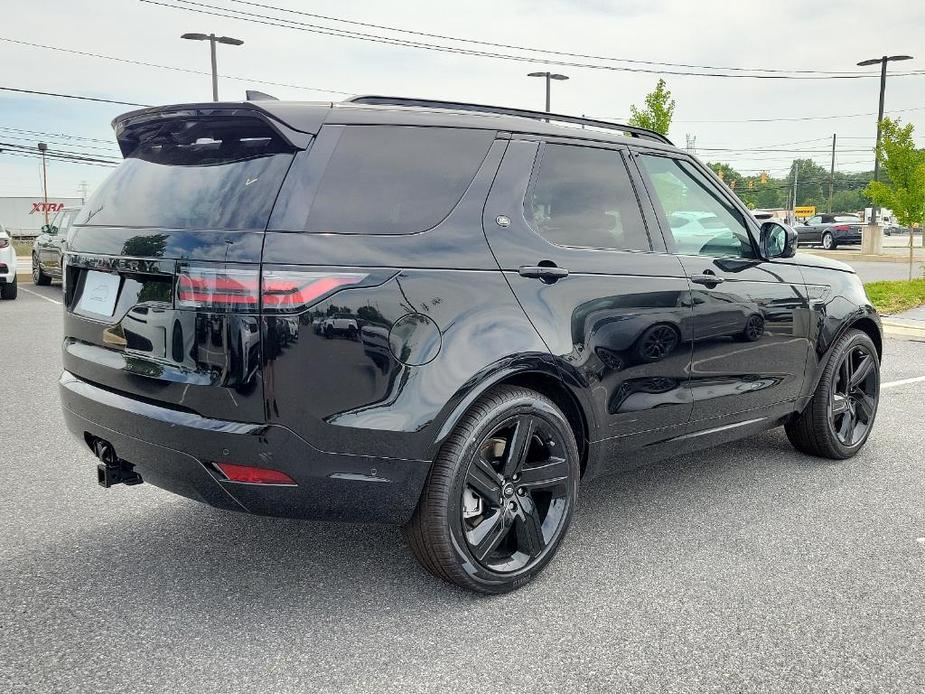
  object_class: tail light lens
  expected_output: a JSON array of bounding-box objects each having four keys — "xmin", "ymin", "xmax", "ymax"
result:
[
  {"xmin": 177, "ymin": 266, "xmax": 260, "ymax": 311},
  {"xmin": 262, "ymin": 270, "xmax": 367, "ymax": 313},
  {"xmin": 0, "ymin": 238, "xmax": 9, "ymax": 249},
  {"xmin": 177, "ymin": 265, "xmax": 367, "ymax": 313},
  {"xmin": 833, "ymin": 225, "xmax": 851, "ymax": 232}
]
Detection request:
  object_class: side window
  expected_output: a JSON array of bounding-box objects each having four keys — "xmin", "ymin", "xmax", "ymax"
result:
[
  {"xmin": 639, "ymin": 155, "xmax": 755, "ymax": 259},
  {"xmin": 525, "ymin": 144, "xmax": 650, "ymax": 252},
  {"xmin": 807, "ymin": 215, "xmax": 822, "ymax": 226},
  {"xmin": 275, "ymin": 126, "xmax": 494, "ymax": 235}
]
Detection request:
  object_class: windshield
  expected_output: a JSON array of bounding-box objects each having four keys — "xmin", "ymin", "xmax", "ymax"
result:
[{"xmin": 74, "ymin": 117, "xmax": 296, "ymax": 231}]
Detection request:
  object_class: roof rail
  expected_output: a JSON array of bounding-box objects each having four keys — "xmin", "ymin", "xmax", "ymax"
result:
[{"xmin": 346, "ymin": 95, "xmax": 672, "ymax": 145}]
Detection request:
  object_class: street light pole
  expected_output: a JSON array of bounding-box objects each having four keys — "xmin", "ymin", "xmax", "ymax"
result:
[
  {"xmin": 181, "ymin": 32, "xmax": 245, "ymax": 101},
  {"xmin": 527, "ymin": 71, "xmax": 569, "ymax": 112},
  {"xmin": 856, "ymin": 54, "xmax": 913, "ymax": 225},
  {"xmin": 37, "ymin": 142, "xmax": 49, "ymax": 226}
]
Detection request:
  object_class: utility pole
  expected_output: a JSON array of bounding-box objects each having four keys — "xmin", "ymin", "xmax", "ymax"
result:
[
  {"xmin": 856, "ymin": 54, "xmax": 913, "ymax": 225},
  {"xmin": 791, "ymin": 162, "xmax": 800, "ymax": 225},
  {"xmin": 828, "ymin": 134, "xmax": 836, "ymax": 213},
  {"xmin": 37, "ymin": 142, "xmax": 49, "ymax": 225}
]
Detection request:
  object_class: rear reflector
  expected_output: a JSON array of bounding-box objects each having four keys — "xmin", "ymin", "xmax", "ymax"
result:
[{"xmin": 214, "ymin": 462, "xmax": 296, "ymax": 485}]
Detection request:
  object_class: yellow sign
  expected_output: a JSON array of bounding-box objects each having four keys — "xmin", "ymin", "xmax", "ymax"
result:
[{"xmin": 794, "ymin": 206, "xmax": 816, "ymax": 218}]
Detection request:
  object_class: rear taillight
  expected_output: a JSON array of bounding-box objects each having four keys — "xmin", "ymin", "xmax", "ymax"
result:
[
  {"xmin": 176, "ymin": 265, "xmax": 367, "ymax": 313},
  {"xmin": 177, "ymin": 267, "xmax": 260, "ymax": 311},
  {"xmin": 833, "ymin": 225, "xmax": 851, "ymax": 232},
  {"xmin": 262, "ymin": 270, "xmax": 367, "ymax": 313},
  {"xmin": 0, "ymin": 238, "xmax": 9, "ymax": 249}
]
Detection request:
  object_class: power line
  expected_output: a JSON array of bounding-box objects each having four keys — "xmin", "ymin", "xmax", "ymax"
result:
[
  {"xmin": 0, "ymin": 141, "xmax": 121, "ymax": 164},
  {"xmin": 0, "ymin": 37, "xmax": 353, "ymax": 96},
  {"xmin": 0, "ymin": 132, "xmax": 120, "ymax": 154},
  {"xmin": 220, "ymin": 0, "xmax": 917, "ymax": 77},
  {"xmin": 0, "ymin": 124, "xmax": 115, "ymax": 145},
  {"xmin": 141, "ymin": 0, "xmax": 925, "ymax": 81},
  {"xmin": 0, "ymin": 86, "xmax": 149, "ymax": 107},
  {"xmin": 672, "ymin": 106, "xmax": 925, "ymax": 123}
]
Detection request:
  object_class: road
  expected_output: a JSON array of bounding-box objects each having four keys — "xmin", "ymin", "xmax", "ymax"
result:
[{"xmin": 1, "ymin": 282, "xmax": 924, "ymax": 694}]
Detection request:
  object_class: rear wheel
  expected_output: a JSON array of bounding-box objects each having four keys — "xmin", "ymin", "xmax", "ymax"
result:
[
  {"xmin": 821, "ymin": 232, "xmax": 836, "ymax": 250},
  {"xmin": 32, "ymin": 254, "xmax": 50, "ymax": 285},
  {"xmin": 405, "ymin": 386, "xmax": 579, "ymax": 593},
  {"xmin": 0, "ymin": 275, "xmax": 16, "ymax": 300},
  {"xmin": 635, "ymin": 323, "xmax": 681, "ymax": 362},
  {"xmin": 785, "ymin": 329, "xmax": 879, "ymax": 459}
]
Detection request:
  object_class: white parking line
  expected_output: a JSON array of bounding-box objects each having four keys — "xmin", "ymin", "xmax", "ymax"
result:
[
  {"xmin": 19, "ymin": 286, "xmax": 62, "ymax": 305},
  {"xmin": 881, "ymin": 375, "xmax": 925, "ymax": 389}
]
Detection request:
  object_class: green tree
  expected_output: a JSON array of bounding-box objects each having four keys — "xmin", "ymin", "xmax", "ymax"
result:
[
  {"xmin": 628, "ymin": 79, "xmax": 675, "ymax": 137},
  {"xmin": 865, "ymin": 118, "xmax": 925, "ymax": 231}
]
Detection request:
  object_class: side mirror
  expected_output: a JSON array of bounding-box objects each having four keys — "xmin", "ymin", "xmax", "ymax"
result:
[
  {"xmin": 760, "ymin": 221, "xmax": 798, "ymax": 259},
  {"xmin": 40, "ymin": 224, "xmax": 50, "ymax": 234}
]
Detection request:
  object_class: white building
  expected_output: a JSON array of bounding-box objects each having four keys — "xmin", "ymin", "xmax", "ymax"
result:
[{"xmin": 0, "ymin": 196, "xmax": 84, "ymax": 237}]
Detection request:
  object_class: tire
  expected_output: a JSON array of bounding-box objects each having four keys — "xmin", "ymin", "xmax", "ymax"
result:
[
  {"xmin": 0, "ymin": 275, "xmax": 16, "ymax": 300},
  {"xmin": 405, "ymin": 385, "xmax": 579, "ymax": 594},
  {"xmin": 32, "ymin": 255, "xmax": 51, "ymax": 285},
  {"xmin": 737, "ymin": 314, "xmax": 765, "ymax": 342},
  {"xmin": 634, "ymin": 323, "xmax": 681, "ymax": 363},
  {"xmin": 821, "ymin": 232, "xmax": 836, "ymax": 250},
  {"xmin": 785, "ymin": 329, "xmax": 880, "ymax": 459}
]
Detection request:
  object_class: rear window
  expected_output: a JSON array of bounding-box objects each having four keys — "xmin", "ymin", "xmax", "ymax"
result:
[
  {"xmin": 271, "ymin": 125, "xmax": 494, "ymax": 234},
  {"xmin": 73, "ymin": 117, "xmax": 296, "ymax": 230}
]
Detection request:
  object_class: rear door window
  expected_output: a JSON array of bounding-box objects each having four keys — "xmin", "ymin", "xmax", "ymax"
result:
[
  {"xmin": 271, "ymin": 125, "xmax": 494, "ymax": 234},
  {"xmin": 525, "ymin": 143, "xmax": 650, "ymax": 251},
  {"xmin": 73, "ymin": 117, "xmax": 296, "ymax": 231}
]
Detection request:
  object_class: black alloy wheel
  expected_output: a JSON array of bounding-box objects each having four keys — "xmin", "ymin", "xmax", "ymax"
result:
[
  {"xmin": 829, "ymin": 344, "xmax": 878, "ymax": 447},
  {"xmin": 461, "ymin": 414, "xmax": 570, "ymax": 573},
  {"xmin": 740, "ymin": 314, "xmax": 765, "ymax": 342},
  {"xmin": 785, "ymin": 329, "xmax": 880, "ymax": 459},
  {"xmin": 405, "ymin": 386, "xmax": 579, "ymax": 593},
  {"xmin": 637, "ymin": 324, "xmax": 680, "ymax": 362}
]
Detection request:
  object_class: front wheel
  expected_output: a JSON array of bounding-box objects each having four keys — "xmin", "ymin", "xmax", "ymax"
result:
[
  {"xmin": 405, "ymin": 386, "xmax": 579, "ymax": 593},
  {"xmin": 821, "ymin": 232, "xmax": 837, "ymax": 250},
  {"xmin": 785, "ymin": 329, "xmax": 879, "ymax": 459}
]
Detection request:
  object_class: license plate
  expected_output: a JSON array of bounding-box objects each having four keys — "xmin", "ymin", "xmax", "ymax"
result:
[{"xmin": 78, "ymin": 270, "xmax": 121, "ymax": 317}]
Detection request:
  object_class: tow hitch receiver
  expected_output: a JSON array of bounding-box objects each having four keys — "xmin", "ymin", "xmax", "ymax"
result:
[{"xmin": 92, "ymin": 438, "xmax": 143, "ymax": 488}]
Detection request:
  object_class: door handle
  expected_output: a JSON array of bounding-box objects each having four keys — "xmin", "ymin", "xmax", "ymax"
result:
[
  {"xmin": 518, "ymin": 265, "xmax": 569, "ymax": 282},
  {"xmin": 691, "ymin": 274, "xmax": 725, "ymax": 286}
]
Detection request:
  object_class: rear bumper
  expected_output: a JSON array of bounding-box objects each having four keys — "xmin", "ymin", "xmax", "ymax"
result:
[
  {"xmin": 59, "ymin": 371, "xmax": 430, "ymax": 523},
  {"xmin": 834, "ymin": 232, "xmax": 862, "ymax": 245}
]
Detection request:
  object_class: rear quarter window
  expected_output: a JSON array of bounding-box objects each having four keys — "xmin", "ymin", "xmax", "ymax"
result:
[{"xmin": 271, "ymin": 125, "xmax": 495, "ymax": 235}]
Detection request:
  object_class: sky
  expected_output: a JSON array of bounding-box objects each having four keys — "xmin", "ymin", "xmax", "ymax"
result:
[{"xmin": 0, "ymin": 0, "xmax": 923, "ymax": 199}]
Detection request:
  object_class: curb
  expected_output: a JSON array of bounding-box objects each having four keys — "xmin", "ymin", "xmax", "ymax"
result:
[
  {"xmin": 881, "ymin": 320, "xmax": 925, "ymax": 339},
  {"xmin": 801, "ymin": 250, "xmax": 925, "ymax": 264}
]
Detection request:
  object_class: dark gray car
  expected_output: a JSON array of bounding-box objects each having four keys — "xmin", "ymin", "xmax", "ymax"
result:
[{"xmin": 796, "ymin": 213, "xmax": 863, "ymax": 250}]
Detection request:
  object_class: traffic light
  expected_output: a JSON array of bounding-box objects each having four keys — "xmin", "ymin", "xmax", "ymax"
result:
[{"xmin": 759, "ymin": 170, "xmax": 769, "ymax": 184}]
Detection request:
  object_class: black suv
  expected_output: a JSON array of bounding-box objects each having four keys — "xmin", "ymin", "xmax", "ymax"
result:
[{"xmin": 60, "ymin": 97, "xmax": 882, "ymax": 593}]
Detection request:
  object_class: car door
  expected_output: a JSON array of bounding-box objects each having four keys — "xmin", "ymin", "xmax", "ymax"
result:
[
  {"xmin": 804, "ymin": 215, "xmax": 822, "ymax": 243},
  {"xmin": 52, "ymin": 209, "xmax": 76, "ymax": 277},
  {"xmin": 633, "ymin": 151, "xmax": 811, "ymax": 422},
  {"xmin": 483, "ymin": 138, "xmax": 694, "ymax": 447}
]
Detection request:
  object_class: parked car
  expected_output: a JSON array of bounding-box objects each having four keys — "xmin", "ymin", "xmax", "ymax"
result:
[
  {"xmin": 795, "ymin": 213, "xmax": 864, "ymax": 249},
  {"xmin": 32, "ymin": 205, "xmax": 81, "ymax": 286},
  {"xmin": 60, "ymin": 97, "xmax": 883, "ymax": 594},
  {"xmin": 0, "ymin": 225, "xmax": 17, "ymax": 300}
]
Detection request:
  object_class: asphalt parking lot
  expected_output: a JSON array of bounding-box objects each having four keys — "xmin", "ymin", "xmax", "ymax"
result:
[{"xmin": 2, "ymin": 283, "xmax": 924, "ymax": 694}]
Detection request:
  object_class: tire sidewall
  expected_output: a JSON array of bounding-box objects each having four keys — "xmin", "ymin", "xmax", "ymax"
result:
[
  {"xmin": 820, "ymin": 331, "xmax": 880, "ymax": 455},
  {"xmin": 444, "ymin": 394, "xmax": 579, "ymax": 593}
]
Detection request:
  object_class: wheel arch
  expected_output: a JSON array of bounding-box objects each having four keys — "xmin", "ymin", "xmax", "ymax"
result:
[
  {"xmin": 847, "ymin": 316, "xmax": 882, "ymax": 361},
  {"xmin": 430, "ymin": 362, "xmax": 592, "ymax": 477}
]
